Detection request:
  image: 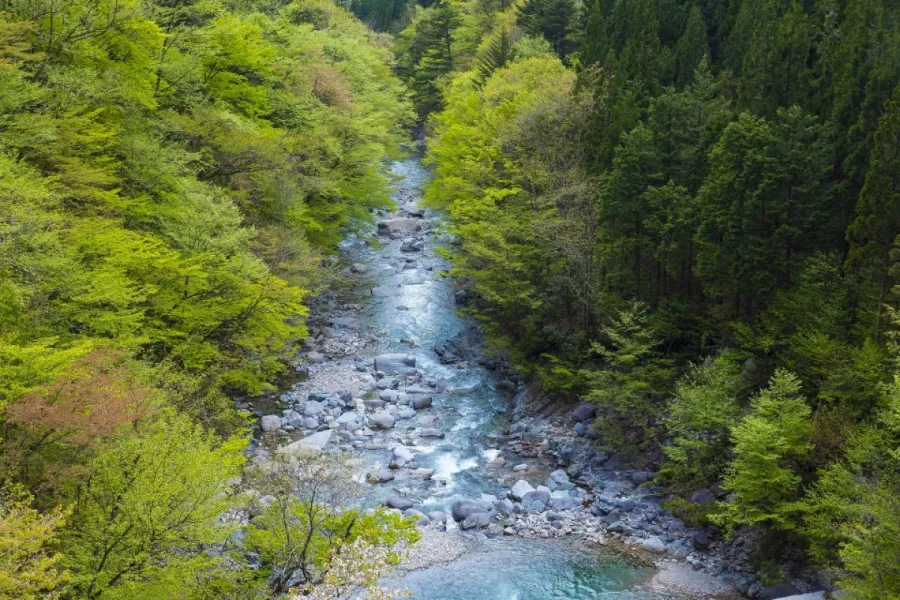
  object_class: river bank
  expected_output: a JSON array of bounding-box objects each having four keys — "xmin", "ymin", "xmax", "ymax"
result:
[{"xmin": 244, "ymin": 155, "xmax": 822, "ymax": 600}]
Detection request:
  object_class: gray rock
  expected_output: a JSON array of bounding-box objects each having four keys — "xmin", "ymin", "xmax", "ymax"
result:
[
  {"xmin": 350, "ymin": 263, "xmax": 368, "ymax": 274},
  {"xmin": 410, "ymin": 394, "xmax": 433, "ymax": 409},
  {"xmin": 260, "ymin": 415, "xmax": 282, "ymax": 432},
  {"xmin": 374, "ymin": 353, "xmax": 417, "ymax": 375},
  {"xmin": 307, "ymin": 351, "xmax": 326, "ymax": 364},
  {"xmin": 282, "ymin": 410, "xmax": 302, "ymax": 428},
  {"xmin": 608, "ymin": 521, "xmax": 631, "ymax": 534},
  {"xmin": 303, "ymin": 401, "xmax": 324, "ymax": 417},
  {"xmin": 460, "ymin": 512, "xmax": 491, "ymax": 530},
  {"xmin": 631, "ymin": 470, "xmax": 654, "ymax": 485},
  {"xmin": 377, "ymin": 217, "xmax": 422, "ymax": 237},
  {"xmin": 510, "ymin": 480, "xmax": 536, "ymax": 500},
  {"xmin": 281, "ymin": 430, "xmax": 332, "ymax": 454},
  {"xmin": 758, "ymin": 584, "xmax": 802, "ymax": 600},
  {"xmin": 386, "ymin": 496, "xmax": 414, "ymax": 510},
  {"xmin": 641, "ymin": 537, "xmax": 666, "ymax": 553},
  {"xmin": 397, "ymin": 407, "xmax": 416, "ymax": 419},
  {"xmin": 692, "ymin": 530, "xmax": 710, "ymax": 550},
  {"xmin": 302, "ymin": 417, "xmax": 319, "ymax": 430},
  {"xmin": 366, "ymin": 469, "xmax": 395, "ymax": 483},
  {"xmin": 370, "ymin": 411, "xmax": 395, "ymax": 430},
  {"xmin": 451, "ymin": 499, "xmax": 492, "ymax": 522},
  {"xmin": 419, "ymin": 428, "xmax": 445, "ymax": 438},
  {"xmin": 390, "ymin": 446, "xmax": 414, "ymax": 469},
  {"xmin": 336, "ymin": 411, "xmax": 359, "ymax": 425},
  {"xmin": 571, "ymin": 402, "xmax": 598, "ymax": 422}
]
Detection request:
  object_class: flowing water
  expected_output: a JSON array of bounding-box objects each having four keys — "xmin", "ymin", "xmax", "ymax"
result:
[{"xmin": 300, "ymin": 154, "xmax": 680, "ymax": 599}]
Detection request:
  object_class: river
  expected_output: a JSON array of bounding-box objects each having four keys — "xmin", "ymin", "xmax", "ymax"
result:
[{"xmin": 264, "ymin": 154, "xmax": 707, "ymax": 599}]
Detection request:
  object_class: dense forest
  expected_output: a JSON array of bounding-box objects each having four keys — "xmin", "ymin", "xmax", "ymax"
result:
[
  {"xmin": 0, "ymin": 0, "xmax": 415, "ymax": 597},
  {"xmin": 1, "ymin": 0, "xmax": 899, "ymax": 598},
  {"xmin": 390, "ymin": 0, "xmax": 900, "ymax": 597}
]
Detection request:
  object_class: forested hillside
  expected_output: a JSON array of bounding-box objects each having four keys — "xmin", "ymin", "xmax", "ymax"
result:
[
  {"xmin": 0, "ymin": 0, "xmax": 413, "ymax": 597},
  {"xmin": 395, "ymin": 0, "xmax": 900, "ymax": 596}
]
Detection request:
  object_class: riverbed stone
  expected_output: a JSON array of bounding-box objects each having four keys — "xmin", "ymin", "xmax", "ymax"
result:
[
  {"xmin": 642, "ymin": 537, "xmax": 666, "ymax": 553},
  {"xmin": 390, "ymin": 446, "xmax": 414, "ymax": 469},
  {"xmin": 366, "ymin": 469, "xmax": 395, "ymax": 483},
  {"xmin": 451, "ymin": 499, "xmax": 492, "ymax": 522},
  {"xmin": 410, "ymin": 394, "xmax": 433, "ymax": 409},
  {"xmin": 386, "ymin": 496, "xmax": 414, "ymax": 510},
  {"xmin": 510, "ymin": 480, "xmax": 535, "ymax": 500},
  {"xmin": 260, "ymin": 415, "xmax": 282, "ymax": 432},
  {"xmin": 370, "ymin": 411, "xmax": 396, "ymax": 429},
  {"xmin": 303, "ymin": 401, "xmax": 324, "ymax": 417},
  {"xmin": 281, "ymin": 430, "xmax": 332, "ymax": 454},
  {"xmin": 460, "ymin": 512, "xmax": 491, "ymax": 530},
  {"xmin": 374, "ymin": 353, "xmax": 417, "ymax": 375}
]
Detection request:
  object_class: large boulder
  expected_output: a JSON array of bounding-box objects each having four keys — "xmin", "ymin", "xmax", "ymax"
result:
[
  {"xmin": 571, "ymin": 402, "xmax": 598, "ymax": 422},
  {"xmin": 510, "ymin": 480, "xmax": 536, "ymax": 501},
  {"xmin": 386, "ymin": 496, "xmax": 414, "ymax": 511},
  {"xmin": 280, "ymin": 430, "xmax": 332, "ymax": 455},
  {"xmin": 451, "ymin": 499, "xmax": 492, "ymax": 522},
  {"xmin": 377, "ymin": 218, "xmax": 422, "ymax": 238},
  {"xmin": 260, "ymin": 415, "xmax": 282, "ymax": 432},
  {"xmin": 366, "ymin": 469, "xmax": 395, "ymax": 484},
  {"xmin": 460, "ymin": 512, "xmax": 491, "ymax": 530},
  {"xmin": 410, "ymin": 394, "xmax": 433, "ymax": 409},
  {"xmin": 374, "ymin": 353, "xmax": 417, "ymax": 375}
]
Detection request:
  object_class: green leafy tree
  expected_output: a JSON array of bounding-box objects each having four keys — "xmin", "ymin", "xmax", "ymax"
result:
[
  {"xmin": 660, "ymin": 354, "xmax": 743, "ymax": 489},
  {"xmin": 0, "ymin": 484, "xmax": 69, "ymax": 600},
  {"xmin": 583, "ymin": 302, "xmax": 674, "ymax": 449},
  {"xmin": 59, "ymin": 412, "xmax": 246, "ymax": 599},
  {"xmin": 716, "ymin": 370, "xmax": 813, "ymax": 534}
]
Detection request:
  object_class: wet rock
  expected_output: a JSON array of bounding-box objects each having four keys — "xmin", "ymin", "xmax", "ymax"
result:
[
  {"xmin": 374, "ymin": 353, "xmax": 417, "ymax": 375},
  {"xmin": 400, "ymin": 238, "xmax": 424, "ymax": 252},
  {"xmin": 366, "ymin": 469, "xmax": 395, "ymax": 483},
  {"xmin": 386, "ymin": 496, "xmax": 414, "ymax": 510},
  {"xmin": 419, "ymin": 428, "xmax": 445, "ymax": 438},
  {"xmin": 410, "ymin": 394, "xmax": 433, "ymax": 409},
  {"xmin": 460, "ymin": 512, "xmax": 491, "ymax": 530},
  {"xmin": 377, "ymin": 217, "xmax": 421, "ymax": 237},
  {"xmin": 451, "ymin": 499, "xmax": 492, "ymax": 522},
  {"xmin": 390, "ymin": 446, "xmax": 414, "ymax": 469}
]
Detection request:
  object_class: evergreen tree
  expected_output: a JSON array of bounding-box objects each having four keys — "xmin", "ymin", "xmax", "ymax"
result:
[
  {"xmin": 517, "ymin": 0, "xmax": 579, "ymax": 59},
  {"xmin": 716, "ymin": 370, "xmax": 813, "ymax": 533}
]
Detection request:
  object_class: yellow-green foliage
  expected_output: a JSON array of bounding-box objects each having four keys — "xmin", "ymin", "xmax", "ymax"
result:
[
  {"xmin": 0, "ymin": 0, "xmax": 413, "ymax": 417},
  {"xmin": 0, "ymin": 484, "xmax": 69, "ymax": 600}
]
